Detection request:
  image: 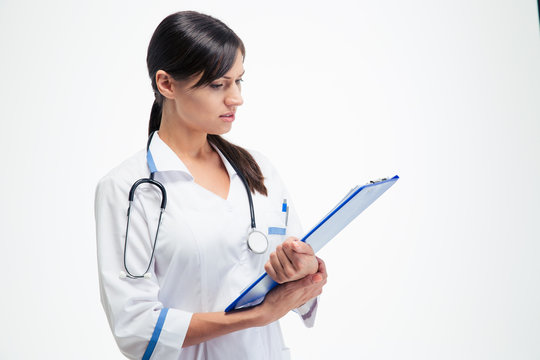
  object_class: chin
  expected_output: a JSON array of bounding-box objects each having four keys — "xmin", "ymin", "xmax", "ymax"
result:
[{"xmin": 210, "ymin": 124, "xmax": 233, "ymax": 136}]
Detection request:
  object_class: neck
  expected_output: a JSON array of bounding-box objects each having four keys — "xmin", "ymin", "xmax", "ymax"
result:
[{"xmin": 158, "ymin": 104, "xmax": 213, "ymax": 160}]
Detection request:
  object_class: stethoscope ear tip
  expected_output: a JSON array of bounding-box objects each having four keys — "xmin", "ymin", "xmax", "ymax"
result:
[
  {"xmin": 119, "ymin": 271, "xmax": 127, "ymax": 279},
  {"xmin": 143, "ymin": 273, "xmax": 152, "ymax": 279}
]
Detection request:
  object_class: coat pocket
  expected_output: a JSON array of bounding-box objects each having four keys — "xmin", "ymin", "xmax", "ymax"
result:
[{"xmin": 264, "ymin": 210, "xmax": 288, "ymax": 252}]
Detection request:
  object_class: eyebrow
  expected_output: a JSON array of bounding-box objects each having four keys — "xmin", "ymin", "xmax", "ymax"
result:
[{"xmin": 222, "ymin": 70, "xmax": 245, "ymax": 80}]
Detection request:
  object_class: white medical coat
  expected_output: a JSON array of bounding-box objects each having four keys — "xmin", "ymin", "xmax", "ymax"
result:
[{"xmin": 94, "ymin": 133, "xmax": 317, "ymax": 360}]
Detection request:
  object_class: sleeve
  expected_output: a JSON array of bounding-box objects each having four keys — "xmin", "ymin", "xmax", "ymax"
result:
[
  {"xmin": 259, "ymin": 153, "xmax": 320, "ymax": 328},
  {"xmin": 94, "ymin": 175, "xmax": 192, "ymax": 360}
]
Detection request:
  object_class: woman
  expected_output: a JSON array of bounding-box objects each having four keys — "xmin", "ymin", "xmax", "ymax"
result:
[{"xmin": 95, "ymin": 10, "xmax": 327, "ymax": 360}]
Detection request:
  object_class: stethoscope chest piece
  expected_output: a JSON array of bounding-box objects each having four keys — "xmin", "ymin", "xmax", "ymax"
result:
[{"xmin": 247, "ymin": 229, "xmax": 269, "ymax": 254}]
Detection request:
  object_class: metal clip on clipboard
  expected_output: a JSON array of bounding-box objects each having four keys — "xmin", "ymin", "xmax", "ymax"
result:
[
  {"xmin": 225, "ymin": 175, "xmax": 400, "ymax": 312},
  {"xmin": 368, "ymin": 177, "xmax": 391, "ymax": 184}
]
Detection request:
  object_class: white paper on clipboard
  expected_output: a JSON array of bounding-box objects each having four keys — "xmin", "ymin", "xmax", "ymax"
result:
[{"xmin": 225, "ymin": 175, "xmax": 399, "ymax": 312}]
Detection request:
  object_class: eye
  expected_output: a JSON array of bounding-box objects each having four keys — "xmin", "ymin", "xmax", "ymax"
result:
[
  {"xmin": 235, "ymin": 78, "xmax": 243, "ymax": 84},
  {"xmin": 210, "ymin": 83, "xmax": 223, "ymax": 89}
]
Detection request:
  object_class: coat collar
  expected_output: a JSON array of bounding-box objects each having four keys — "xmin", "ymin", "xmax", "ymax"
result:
[{"xmin": 147, "ymin": 131, "xmax": 237, "ymax": 180}]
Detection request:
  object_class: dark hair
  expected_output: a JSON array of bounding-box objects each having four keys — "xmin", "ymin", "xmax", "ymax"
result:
[{"xmin": 146, "ymin": 11, "xmax": 267, "ymax": 196}]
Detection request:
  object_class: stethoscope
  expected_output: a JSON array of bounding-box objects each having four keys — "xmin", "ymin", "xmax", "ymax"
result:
[{"xmin": 120, "ymin": 131, "xmax": 269, "ymax": 280}]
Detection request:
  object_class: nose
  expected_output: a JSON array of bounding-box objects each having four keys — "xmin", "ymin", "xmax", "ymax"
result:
[{"xmin": 225, "ymin": 84, "xmax": 243, "ymax": 107}]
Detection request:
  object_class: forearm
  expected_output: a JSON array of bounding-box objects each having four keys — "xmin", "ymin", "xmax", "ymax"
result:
[
  {"xmin": 182, "ymin": 306, "xmax": 268, "ymax": 348},
  {"xmin": 183, "ymin": 255, "xmax": 327, "ymax": 348}
]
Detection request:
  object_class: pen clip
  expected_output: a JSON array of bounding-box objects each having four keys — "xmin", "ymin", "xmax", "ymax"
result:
[{"xmin": 282, "ymin": 199, "xmax": 289, "ymax": 227}]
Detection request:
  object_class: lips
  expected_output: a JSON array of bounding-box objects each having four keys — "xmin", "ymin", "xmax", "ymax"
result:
[{"xmin": 220, "ymin": 112, "xmax": 235, "ymax": 122}]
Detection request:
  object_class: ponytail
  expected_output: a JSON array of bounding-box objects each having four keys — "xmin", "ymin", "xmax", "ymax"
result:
[
  {"xmin": 208, "ymin": 135, "xmax": 268, "ymax": 196},
  {"xmin": 148, "ymin": 99, "xmax": 162, "ymax": 136}
]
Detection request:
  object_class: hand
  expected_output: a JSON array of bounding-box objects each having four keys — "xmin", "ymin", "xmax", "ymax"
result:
[
  {"xmin": 264, "ymin": 237, "xmax": 318, "ymax": 284},
  {"xmin": 259, "ymin": 257, "xmax": 327, "ymax": 324}
]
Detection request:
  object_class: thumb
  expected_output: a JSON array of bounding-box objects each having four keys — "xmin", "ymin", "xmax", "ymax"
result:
[{"xmin": 310, "ymin": 273, "xmax": 323, "ymax": 284}]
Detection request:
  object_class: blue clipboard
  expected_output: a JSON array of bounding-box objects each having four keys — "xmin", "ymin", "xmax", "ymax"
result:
[{"xmin": 225, "ymin": 175, "xmax": 399, "ymax": 312}]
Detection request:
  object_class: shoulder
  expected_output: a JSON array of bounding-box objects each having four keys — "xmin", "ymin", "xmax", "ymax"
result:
[{"xmin": 95, "ymin": 149, "xmax": 147, "ymax": 197}]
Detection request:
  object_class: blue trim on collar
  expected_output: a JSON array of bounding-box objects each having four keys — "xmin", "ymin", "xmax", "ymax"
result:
[
  {"xmin": 146, "ymin": 149, "xmax": 158, "ymax": 174},
  {"xmin": 142, "ymin": 308, "xmax": 168, "ymax": 360}
]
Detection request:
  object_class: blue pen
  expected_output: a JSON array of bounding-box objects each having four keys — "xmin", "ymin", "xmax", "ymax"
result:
[{"xmin": 282, "ymin": 199, "xmax": 289, "ymax": 227}]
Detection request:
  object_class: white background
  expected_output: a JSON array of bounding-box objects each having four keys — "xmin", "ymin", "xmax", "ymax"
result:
[{"xmin": 1, "ymin": 0, "xmax": 539, "ymax": 359}]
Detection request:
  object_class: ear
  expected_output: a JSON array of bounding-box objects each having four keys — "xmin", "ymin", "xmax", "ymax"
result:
[{"xmin": 155, "ymin": 70, "xmax": 175, "ymax": 100}]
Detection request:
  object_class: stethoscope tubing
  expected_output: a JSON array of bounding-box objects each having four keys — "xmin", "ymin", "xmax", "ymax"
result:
[
  {"xmin": 123, "ymin": 201, "xmax": 165, "ymax": 279},
  {"xmin": 220, "ymin": 151, "xmax": 257, "ymax": 229},
  {"xmin": 122, "ymin": 132, "xmax": 265, "ymax": 279},
  {"xmin": 128, "ymin": 178, "xmax": 167, "ymax": 209}
]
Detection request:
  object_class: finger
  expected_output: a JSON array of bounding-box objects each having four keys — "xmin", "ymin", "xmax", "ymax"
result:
[
  {"xmin": 269, "ymin": 251, "xmax": 285, "ymax": 283},
  {"xmin": 291, "ymin": 240, "xmax": 315, "ymax": 256},
  {"xmin": 281, "ymin": 242, "xmax": 300, "ymax": 270},
  {"xmin": 284, "ymin": 241, "xmax": 319, "ymax": 277},
  {"xmin": 311, "ymin": 273, "xmax": 323, "ymax": 283},
  {"xmin": 280, "ymin": 241, "xmax": 296, "ymax": 262},
  {"xmin": 281, "ymin": 238, "xmax": 298, "ymax": 257},
  {"xmin": 314, "ymin": 257, "xmax": 327, "ymax": 284},
  {"xmin": 264, "ymin": 260, "xmax": 279, "ymax": 282},
  {"xmin": 316, "ymin": 257, "xmax": 327, "ymax": 276},
  {"xmin": 276, "ymin": 245, "xmax": 296, "ymax": 279}
]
